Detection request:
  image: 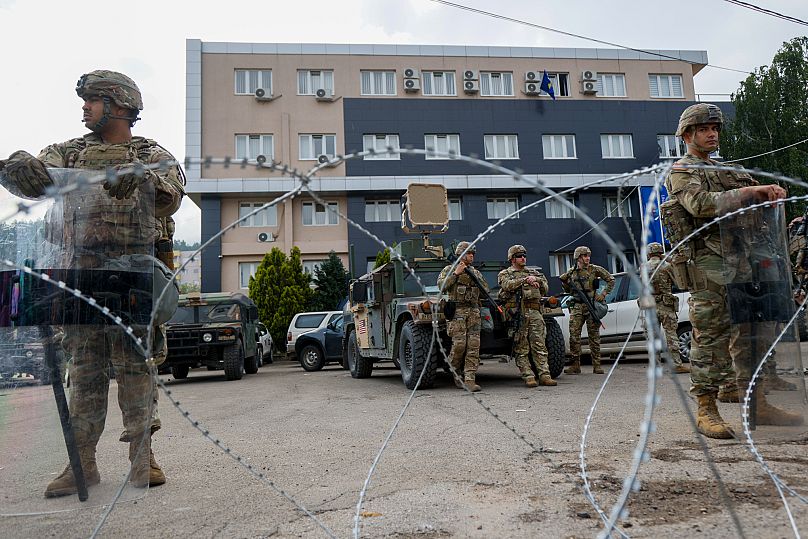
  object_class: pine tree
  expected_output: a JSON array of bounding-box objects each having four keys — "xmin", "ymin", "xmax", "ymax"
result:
[
  {"xmin": 312, "ymin": 251, "xmax": 348, "ymax": 311},
  {"xmin": 373, "ymin": 242, "xmax": 397, "ymax": 269}
]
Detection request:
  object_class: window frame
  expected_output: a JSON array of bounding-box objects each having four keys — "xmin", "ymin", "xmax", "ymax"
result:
[
  {"xmin": 235, "ymin": 134, "xmax": 274, "ymax": 161},
  {"xmin": 238, "ymin": 261, "xmax": 261, "ymax": 289},
  {"xmin": 648, "ymin": 74, "xmax": 684, "ymax": 99},
  {"xmin": 238, "ymin": 201, "xmax": 279, "ymax": 228},
  {"xmin": 596, "ymin": 73, "xmax": 627, "ymax": 97},
  {"xmin": 486, "ymin": 196, "xmax": 519, "ymax": 220},
  {"xmin": 542, "ymin": 73, "xmax": 570, "ymax": 97},
  {"xmin": 657, "ymin": 134, "xmax": 686, "ymax": 159},
  {"xmin": 424, "ymin": 134, "xmax": 461, "ymax": 160},
  {"xmin": 302, "ymin": 201, "xmax": 339, "ymax": 227},
  {"xmin": 422, "ymin": 71, "xmax": 457, "ymax": 96},
  {"xmin": 545, "ymin": 196, "xmax": 575, "ymax": 219},
  {"xmin": 302, "ymin": 260, "xmax": 327, "ymax": 275},
  {"xmin": 484, "ymin": 134, "xmax": 519, "ymax": 160},
  {"xmin": 549, "ymin": 252, "xmax": 575, "ymax": 277},
  {"xmin": 602, "ymin": 195, "xmax": 633, "ymax": 218},
  {"xmin": 363, "ymin": 134, "xmax": 400, "ymax": 160},
  {"xmin": 600, "ymin": 134, "xmax": 634, "ymax": 159},
  {"xmin": 542, "ymin": 134, "xmax": 577, "ymax": 159},
  {"xmin": 364, "ymin": 199, "xmax": 401, "ymax": 222},
  {"xmin": 297, "ymin": 69, "xmax": 335, "ymax": 96},
  {"xmin": 607, "ymin": 251, "xmax": 637, "ymax": 274},
  {"xmin": 448, "ymin": 197, "xmax": 463, "ymax": 221},
  {"xmin": 299, "ymin": 134, "xmax": 337, "ymax": 161},
  {"xmin": 234, "ymin": 69, "xmax": 272, "ymax": 95},
  {"xmin": 480, "ymin": 71, "xmax": 515, "ymax": 97},
  {"xmin": 360, "ymin": 70, "xmax": 397, "ymax": 96}
]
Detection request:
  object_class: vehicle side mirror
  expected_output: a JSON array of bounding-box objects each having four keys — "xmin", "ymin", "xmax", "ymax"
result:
[{"xmin": 352, "ymin": 281, "xmax": 368, "ymax": 303}]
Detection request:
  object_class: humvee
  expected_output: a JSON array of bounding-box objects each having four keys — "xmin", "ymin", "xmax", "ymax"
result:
[{"xmin": 342, "ymin": 183, "xmax": 566, "ymax": 389}]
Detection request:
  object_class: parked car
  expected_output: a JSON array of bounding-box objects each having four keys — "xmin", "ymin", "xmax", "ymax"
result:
[
  {"xmin": 557, "ymin": 272, "xmax": 692, "ymax": 361},
  {"xmin": 286, "ymin": 310, "xmax": 342, "ymax": 354},
  {"xmin": 296, "ymin": 315, "xmax": 345, "ymax": 371},
  {"xmin": 256, "ymin": 322, "xmax": 274, "ymax": 364}
]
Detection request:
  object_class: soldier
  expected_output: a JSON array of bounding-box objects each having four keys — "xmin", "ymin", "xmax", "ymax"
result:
[
  {"xmin": 664, "ymin": 103, "xmax": 801, "ymax": 439},
  {"xmin": 498, "ymin": 245, "xmax": 556, "ymax": 387},
  {"xmin": 0, "ymin": 70, "xmax": 185, "ymax": 495},
  {"xmin": 437, "ymin": 241, "xmax": 488, "ymax": 392},
  {"xmin": 642, "ymin": 242, "xmax": 689, "ymax": 374},
  {"xmin": 559, "ymin": 246, "xmax": 614, "ymax": 375}
]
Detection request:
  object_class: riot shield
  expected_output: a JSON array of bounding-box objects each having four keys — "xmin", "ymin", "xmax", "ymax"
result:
[
  {"xmin": 719, "ymin": 202, "xmax": 807, "ymax": 442},
  {"xmin": 0, "ymin": 168, "xmax": 162, "ymax": 516}
]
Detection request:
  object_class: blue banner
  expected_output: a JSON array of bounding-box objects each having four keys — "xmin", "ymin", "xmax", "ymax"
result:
[{"xmin": 638, "ymin": 186, "xmax": 668, "ymax": 246}]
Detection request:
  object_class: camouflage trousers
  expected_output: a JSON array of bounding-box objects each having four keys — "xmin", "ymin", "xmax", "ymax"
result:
[
  {"xmin": 688, "ymin": 288, "xmax": 738, "ymax": 397},
  {"xmin": 63, "ymin": 325, "xmax": 157, "ymax": 449},
  {"xmin": 447, "ymin": 305, "xmax": 481, "ymax": 379},
  {"xmin": 512, "ymin": 309, "xmax": 548, "ymax": 378},
  {"xmin": 718, "ymin": 321, "xmax": 780, "ymax": 393},
  {"xmin": 656, "ymin": 307, "xmax": 682, "ymax": 367},
  {"xmin": 569, "ymin": 306, "xmax": 601, "ymax": 365}
]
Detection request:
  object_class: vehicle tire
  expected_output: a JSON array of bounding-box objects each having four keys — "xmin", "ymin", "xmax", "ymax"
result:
[
  {"xmin": 398, "ymin": 320, "xmax": 438, "ymax": 390},
  {"xmin": 171, "ymin": 364, "xmax": 190, "ymax": 380},
  {"xmin": 392, "ymin": 357, "xmax": 401, "ymax": 369},
  {"xmin": 223, "ymin": 345, "xmax": 244, "ymax": 381},
  {"xmin": 266, "ymin": 347, "xmax": 274, "ymax": 364},
  {"xmin": 299, "ymin": 344, "xmax": 326, "ymax": 372},
  {"xmin": 244, "ymin": 350, "xmax": 259, "ymax": 375},
  {"xmin": 545, "ymin": 317, "xmax": 566, "ymax": 379},
  {"xmin": 255, "ymin": 346, "xmax": 263, "ymax": 368},
  {"xmin": 347, "ymin": 330, "xmax": 373, "ymax": 378},
  {"xmin": 677, "ymin": 324, "xmax": 692, "ymax": 363}
]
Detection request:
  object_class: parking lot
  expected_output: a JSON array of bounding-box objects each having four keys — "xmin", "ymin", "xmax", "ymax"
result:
[{"xmin": 2, "ymin": 356, "xmax": 807, "ymax": 538}]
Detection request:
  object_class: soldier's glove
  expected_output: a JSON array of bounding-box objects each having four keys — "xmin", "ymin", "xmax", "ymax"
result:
[
  {"xmin": 1, "ymin": 150, "xmax": 54, "ymax": 198},
  {"xmin": 104, "ymin": 163, "xmax": 151, "ymax": 200},
  {"xmin": 595, "ymin": 293, "xmax": 606, "ymax": 302}
]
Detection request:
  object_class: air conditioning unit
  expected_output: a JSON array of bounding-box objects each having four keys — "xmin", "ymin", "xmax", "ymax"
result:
[
  {"xmin": 315, "ymin": 88, "xmax": 334, "ymax": 102},
  {"xmin": 524, "ymin": 81, "xmax": 540, "ymax": 95},
  {"xmin": 463, "ymin": 69, "xmax": 479, "ymax": 81},
  {"xmin": 581, "ymin": 70, "xmax": 598, "ymax": 81},
  {"xmin": 463, "ymin": 80, "xmax": 479, "ymax": 93},
  {"xmin": 581, "ymin": 80, "xmax": 598, "ymax": 94},
  {"xmin": 257, "ymin": 232, "xmax": 275, "ymax": 243},
  {"xmin": 404, "ymin": 78, "xmax": 420, "ymax": 92},
  {"xmin": 525, "ymin": 71, "xmax": 540, "ymax": 81},
  {"xmin": 403, "ymin": 67, "xmax": 419, "ymax": 79},
  {"xmin": 317, "ymin": 154, "xmax": 338, "ymax": 167},
  {"xmin": 254, "ymin": 88, "xmax": 278, "ymax": 102}
]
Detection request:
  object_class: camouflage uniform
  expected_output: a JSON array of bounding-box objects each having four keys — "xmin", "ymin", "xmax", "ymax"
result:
[
  {"xmin": 642, "ymin": 247, "xmax": 685, "ymax": 369},
  {"xmin": 559, "ymin": 255, "xmax": 614, "ymax": 373}
]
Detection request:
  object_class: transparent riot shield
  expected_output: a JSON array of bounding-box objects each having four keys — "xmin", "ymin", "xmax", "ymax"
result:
[
  {"xmin": 0, "ymin": 168, "xmax": 160, "ymax": 516},
  {"xmin": 719, "ymin": 202, "xmax": 807, "ymax": 442}
]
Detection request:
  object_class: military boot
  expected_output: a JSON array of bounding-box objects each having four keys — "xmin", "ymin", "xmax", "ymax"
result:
[
  {"xmin": 754, "ymin": 394, "xmax": 804, "ymax": 426},
  {"xmin": 464, "ymin": 375, "xmax": 481, "ymax": 392},
  {"xmin": 695, "ymin": 394, "xmax": 735, "ymax": 439},
  {"xmin": 674, "ymin": 364, "xmax": 691, "ymax": 374},
  {"xmin": 765, "ymin": 373, "xmax": 797, "ymax": 392},
  {"xmin": 524, "ymin": 375, "xmax": 538, "ymax": 388},
  {"xmin": 717, "ymin": 386, "xmax": 740, "ymax": 403},
  {"xmin": 44, "ymin": 448, "xmax": 100, "ymax": 498},
  {"xmin": 592, "ymin": 360, "xmax": 605, "ymax": 375},
  {"xmin": 539, "ymin": 374, "xmax": 557, "ymax": 387},
  {"xmin": 129, "ymin": 438, "xmax": 166, "ymax": 488},
  {"xmin": 453, "ymin": 375, "xmax": 465, "ymax": 389},
  {"xmin": 564, "ymin": 359, "xmax": 581, "ymax": 375}
]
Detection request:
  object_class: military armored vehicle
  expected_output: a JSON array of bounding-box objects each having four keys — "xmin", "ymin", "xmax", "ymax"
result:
[{"xmin": 342, "ymin": 183, "xmax": 566, "ymax": 389}]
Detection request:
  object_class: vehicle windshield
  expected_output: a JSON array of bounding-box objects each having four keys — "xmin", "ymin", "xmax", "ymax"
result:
[
  {"xmin": 203, "ymin": 303, "xmax": 241, "ymax": 322},
  {"xmin": 169, "ymin": 306, "xmax": 196, "ymax": 324}
]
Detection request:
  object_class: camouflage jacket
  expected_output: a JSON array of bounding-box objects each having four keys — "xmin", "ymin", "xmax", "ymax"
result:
[
  {"xmin": 497, "ymin": 266, "xmax": 548, "ymax": 308},
  {"xmin": 437, "ymin": 263, "xmax": 489, "ymax": 306},
  {"xmin": 559, "ymin": 263, "xmax": 614, "ymax": 300},
  {"xmin": 644, "ymin": 257, "xmax": 678, "ymax": 310}
]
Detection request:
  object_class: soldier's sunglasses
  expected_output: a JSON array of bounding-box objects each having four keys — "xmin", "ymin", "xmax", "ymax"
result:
[{"xmin": 513, "ymin": 253, "xmax": 526, "ymax": 258}]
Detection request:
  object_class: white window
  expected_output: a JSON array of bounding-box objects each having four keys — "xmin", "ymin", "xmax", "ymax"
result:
[
  {"xmin": 302, "ymin": 260, "xmax": 327, "ymax": 275},
  {"xmin": 545, "ymin": 196, "xmax": 574, "ymax": 219},
  {"xmin": 657, "ymin": 135, "xmax": 686, "ymax": 158},
  {"xmin": 549, "ymin": 252, "xmax": 574, "ymax": 277},
  {"xmin": 608, "ymin": 251, "xmax": 636, "ymax": 274},
  {"xmin": 449, "ymin": 198, "xmax": 462, "ymax": 221},
  {"xmin": 596, "ymin": 73, "xmax": 626, "ymax": 97},
  {"xmin": 360, "ymin": 70, "xmax": 396, "ymax": 95},
  {"xmin": 487, "ymin": 197, "xmax": 518, "ymax": 220},
  {"xmin": 424, "ymin": 134, "xmax": 460, "ymax": 159},
  {"xmin": 649, "ymin": 74, "xmax": 683, "ymax": 98},
  {"xmin": 542, "ymin": 73, "xmax": 570, "ymax": 97},
  {"xmin": 239, "ymin": 262, "xmax": 260, "ymax": 289},
  {"xmin": 542, "ymin": 135, "xmax": 577, "ymax": 159},
  {"xmin": 602, "ymin": 195, "xmax": 633, "ymax": 218},
  {"xmin": 365, "ymin": 200, "xmax": 400, "ymax": 222},
  {"xmin": 299, "ymin": 134, "xmax": 337, "ymax": 160},
  {"xmin": 422, "ymin": 71, "xmax": 456, "ymax": 96},
  {"xmin": 363, "ymin": 134, "xmax": 400, "ymax": 160},
  {"xmin": 302, "ymin": 201, "xmax": 339, "ymax": 226},
  {"xmin": 480, "ymin": 72, "xmax": 514, "ymax": 96},
  {"xmin": 235, "ymin": 134, "xmax": 274, "ymax": 161},
  {"xmin": 601, "ymin": 134, "xmax": 634, "ymax": 159},
  {"xmin": 239, "ymin": 202, "xmax": 278, "ymax": 227},
  {"xmin": 235, "ymin": 69, "xmax": 272, "ymax": 95},
  {"xmin": 298, "ymin": 70, "xmax": 334, "ymax": 95},
  {"xmin": 484, "ymin": 134, "xmax": 519, "ymax": 160}
]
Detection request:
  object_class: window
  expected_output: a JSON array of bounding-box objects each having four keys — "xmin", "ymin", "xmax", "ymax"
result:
[
  {"xmin": 422, "ymin": 71, "xmax": 456, "ymax": 96},
  {"xmin": 239, "ymin": 202, "xmax": 278, "ymax": 227},
  {"xmin": 657, "ymin": 135, "xmax": 686, "ymax": 159},
  {"xmin": 235, "ymin": 134, "xmax": 274, "ymax": 161},
  {"xmin": 542, "ymin": 135, "xmax": 577, "ymax": 159},
  {"xmin": 649, "ymin": 74, "xmax": 683, "ymax": 98},
  {"xmin": 602, "ymin": 195, "xmax": 633, "ymax": 218},
  {"xmin": 545, "ymin": 196, "xmax": 574, "ymax": 219},
  {"xmin": 549, "ymin": 253, "xmax": 574, "ymax": 277},
  {"xmin": 601, "ymin": 134, "xmax": 634, "ymax": 159},
  {"xmin": 363, "ymin": 134, "xmax": 400, "ymax": 160},
  {"xmin": 596, "ymin": 73, "xmax": 626, "ymax": 97},
  {"xmin": 295, "ymin": 313, "xmax": 327, "ymax": 329},
  {"xmin": 360, "ymin": 70, "xmax": 396, "ymax": 95},
  {"xmin": 302, "ymin": 260, "xmax": 326, "ymax": 275},
  {"xmin": 365, "ymin": 199, "xmax": 400, "ymax": 222},
  {"xmin": 239, "ymin": 262, "xmax": 260, "ymax": 289},
  {"xmin": 608, "ymin": 251, "xmax": 636, "ymax": 274},
  {"xmin": 480, "ymin": 72, "xmax": 514, "ymax": 96},
  {"xmin": 424, "ymin": 134, "xmax": 460, "ymax": 159},
  {"xmin": 542, "ymin": 73, "xmax": 570, "ymax": 97},
  {"xmin": 484, "ymin": 134, "xmax": 519, "ymax": 160},
  {"xmin": 487, "ymin": 197, "xmax": 518, "ymax": 220},
  {"xmin": 235, "ymin": 69, "xmax": 272, "ymax": 95},
  {"xmin": 302, "ymin": 201, "xmax": 339, "ymax": 226},
  {"xmin": 299, "ymin": 134, "xmax": 336, "ymax": 160},
  {"xmin": 298, "ymin": 70, "xmax": 334, "ymax": 95},
  {"xmin": 449, "ymin": 198, "xmax": 462, "ymax": 221}
]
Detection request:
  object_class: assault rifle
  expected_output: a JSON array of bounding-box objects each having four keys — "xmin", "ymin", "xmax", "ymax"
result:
[
  {"xmin": 792, "ymin": 208, "xmax": 808, "ymax": 299},
  {"xmin": 464, "ymin": 266, "xmax": 504, "ymax": 317},
  {"xmin": 568, "ymin": 277, "xmax": 607, "ymax": 329}
]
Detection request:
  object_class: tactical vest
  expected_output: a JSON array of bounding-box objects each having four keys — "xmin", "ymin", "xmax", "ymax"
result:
[{"xmin": 449, "ymin": 272, "xmax": 481, "ymax": 305}]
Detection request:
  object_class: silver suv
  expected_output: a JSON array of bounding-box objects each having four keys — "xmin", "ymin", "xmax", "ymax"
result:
[{"xmin": 286, "ymin": 311, "xmax": 342, "ymax": 354}]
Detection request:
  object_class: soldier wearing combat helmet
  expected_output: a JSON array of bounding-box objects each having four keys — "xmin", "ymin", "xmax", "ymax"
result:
[
  {"xmin": 437, "ymin": 241, "xmax": 489, "ymax": 392},
  {"xmin": 664, "ymin": 102, "xmax": 801, "ymax": 439},
  {"xmin": 0, "ymin": 69, "xmax": 185, "ymax": 496},
  {"xmin": 559, "ymin": 246, "xmax": 614, "ymax": 374},
  {"xmin": 498, "ymin": 245, "xmax": 555, "ymax": 387}
]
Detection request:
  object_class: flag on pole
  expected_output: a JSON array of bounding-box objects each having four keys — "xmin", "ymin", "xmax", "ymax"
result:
[{"xmin": 540, "ymin": 70, "xmax": 556, "ymax": 100}]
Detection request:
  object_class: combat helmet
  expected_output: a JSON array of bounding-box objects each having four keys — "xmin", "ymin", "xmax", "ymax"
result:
[
  {"xmin": 675, "ymin": 103, "xmax": 723, "ymax": 137},
  {"xmin": 507, "ymin": 244, "xmax": 527, "ymax": 259},
  {"xmin": 455, "ymin": 241, "xmax": 476, "ymax": 256},
  {"xmin": 76, "ymin": 70, "xmax": 143, "ymax": 128},
  {"xmin": 648, "ymin": 242, "xmax": 664, "ymax": 256},
  {"xmin": 573, "ymin": 246, "xmax": 591, "ymax": 259}
]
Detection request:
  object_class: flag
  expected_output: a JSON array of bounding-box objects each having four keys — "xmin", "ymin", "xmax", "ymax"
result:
[{"xmin": 540, "ymin": 70, "xmax": 556, "ymax": 100}]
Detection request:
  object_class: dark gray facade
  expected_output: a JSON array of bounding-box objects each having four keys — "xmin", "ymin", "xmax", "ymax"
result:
[{"xmin": 200, "ymin": 196, "xmax": 222, "ymax": 293}]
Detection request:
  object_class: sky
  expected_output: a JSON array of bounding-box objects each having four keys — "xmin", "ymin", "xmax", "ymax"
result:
[{"xmin": 0, "ymin": 0, "xmax": 805, "ymax": 243}]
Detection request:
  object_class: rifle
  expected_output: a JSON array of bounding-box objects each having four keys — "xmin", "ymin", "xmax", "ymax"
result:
[
  {"xmin": 792, "ymin": 208, "xmax": 808, "ymax": 299},
  {"xmin": 568, "ymin": 276, "xmax": 607, "ymax": 329},
  {"xmin": 463, "ymin": 266, "xmax": 504, "ymax": 317},
  {"xmin": 508, "ymin": 288, "xmax": 523, "ymax": 362}
]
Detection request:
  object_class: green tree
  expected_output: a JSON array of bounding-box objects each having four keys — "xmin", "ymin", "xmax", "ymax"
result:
[
  {"xmin": 311, "ymin": 251, "xmax": 348, "ymax": 310},
  {"xmin": 373, "ymin": 242, "xmax": 397, "ymax": 269},
  {"xmin": 248, "ymin": 246, "xmax": 313, "ymax": 350},
  {"xmin": 721, "ymin": 36, "xmax": 808, "ymax": 219},
  {"xmin": 174, "ymin": 239, "xmax": 201, "ymax": 251},
  {"xmin": 178, "ymin": 282, "xmax": 200, "ymax": 294}
]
